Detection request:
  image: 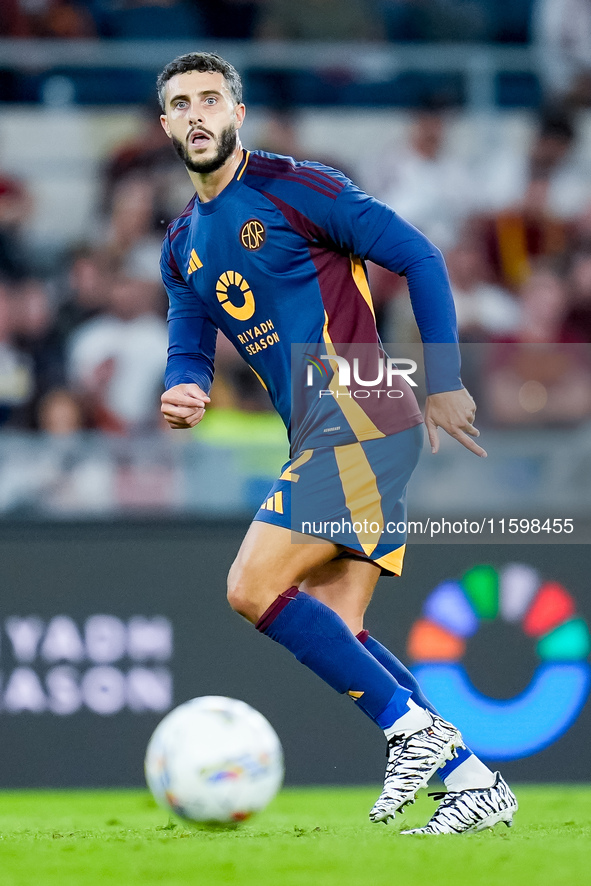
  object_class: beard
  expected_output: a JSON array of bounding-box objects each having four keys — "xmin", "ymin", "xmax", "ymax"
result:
[{"xmin": 172, "ymin": 124, "xmax": 238, "ymax": 174}]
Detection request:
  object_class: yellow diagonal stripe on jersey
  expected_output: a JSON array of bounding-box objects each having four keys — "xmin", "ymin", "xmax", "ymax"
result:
[
  {"xmin": 350, "ymin": 254, "xmax": 376, "ymax": 319},
  {"xmin": 250, "ymin": 366, "xmax": 268, "ymax": 391},
  {"xmin": 348, "ymin": 690, "xmax": 365, "ymax": 699},
  {"xmin": 273, "ymin": 491, "xmax": 283, "ymax": 514},
  {"xmin": 187, "ymin": 249, "xmax": 203, "ymax": 275},
  {"xmin": 322, "ymin": 312, "xmax": 385, "ymax": 442}
]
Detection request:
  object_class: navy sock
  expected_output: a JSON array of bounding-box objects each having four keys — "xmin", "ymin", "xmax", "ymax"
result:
[
  {"xmin": 357, "ymin": 630, "xmax": 438, "ymax": 715},
  {"xmin": 357, "ymin": 631, "xmax": 474, "ymax": 776},
  {"xmin": 256, "ymin": 588, "xmax": 412, "ymax": 728}
]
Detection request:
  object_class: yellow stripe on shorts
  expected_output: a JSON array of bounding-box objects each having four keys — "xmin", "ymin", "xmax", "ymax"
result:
[
  {"xmin": 333, "ymin": 442, "xmax": 384, "ymax": 557},
  {"xmin": 374, "ymin": 544, "xmax": 406, "ymax": 577}
]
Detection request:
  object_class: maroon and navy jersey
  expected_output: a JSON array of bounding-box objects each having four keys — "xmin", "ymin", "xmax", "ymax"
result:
[{"xmin": 161, "ymin": 150, "xmax": 461, "ymax": 453}]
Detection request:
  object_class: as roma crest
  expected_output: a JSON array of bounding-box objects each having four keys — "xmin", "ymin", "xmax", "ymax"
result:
[{"xmin": 240, "ymin": 219, "xmax": 266, "ymax": 251}]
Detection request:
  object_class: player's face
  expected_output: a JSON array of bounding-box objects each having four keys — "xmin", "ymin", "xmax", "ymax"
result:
[{"xmin": 160, "ymin": 70, "xmax": 245, "ymax": 174}]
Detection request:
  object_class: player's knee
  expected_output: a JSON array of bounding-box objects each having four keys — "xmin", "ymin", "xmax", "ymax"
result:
[
  {"xmin": 226, "ymin": 565, "xmax": 259, "ymax": 622},
  {"xmin": 227, "ymin": 559, "xmax": 285, "ymax": 624}
]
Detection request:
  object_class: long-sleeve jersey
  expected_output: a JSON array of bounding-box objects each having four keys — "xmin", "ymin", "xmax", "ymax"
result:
[{"xmin": 161, "ymin": 150, "xmax": 461, "ymax": 454}]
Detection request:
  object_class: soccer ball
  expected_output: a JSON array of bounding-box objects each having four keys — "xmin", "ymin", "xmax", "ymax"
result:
[{"xmin": 145, "ymin": 696, "xmax": 284, "ymax": 824}]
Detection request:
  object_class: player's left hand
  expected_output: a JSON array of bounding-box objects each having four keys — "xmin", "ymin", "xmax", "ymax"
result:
[{"xmin": 425, "ymin": 388, "xmax": 487, "ymax": 458}]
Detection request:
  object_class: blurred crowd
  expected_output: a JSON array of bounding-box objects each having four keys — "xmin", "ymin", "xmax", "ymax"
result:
[
  {"xmin": 364, "ymin": 102, "xmax": 591, "ymax": 427},
  {"xmin": 0, "ymin": 3, "xmax": 588, "ymax": 517},
  {"xmin": 0, "ymin": 1, "xmax": 533, "ymax": 44},
  {"xmin": 0, "ymin": 104, "xmax": 281, "ymax": 438},
  {"xmin": 0, "ymin": 99, "xmax": 591, "ymax": 438}
]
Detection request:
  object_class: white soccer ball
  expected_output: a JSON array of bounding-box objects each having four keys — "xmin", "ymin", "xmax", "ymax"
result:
[{"xmin": 145, "ymin": 696, "xmax": 284, "ymax": 824}]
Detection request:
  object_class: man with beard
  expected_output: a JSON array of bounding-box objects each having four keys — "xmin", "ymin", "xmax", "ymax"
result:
[{"xmin": 157, "ymin": 51, "xmax": 517, "ymax": 835}]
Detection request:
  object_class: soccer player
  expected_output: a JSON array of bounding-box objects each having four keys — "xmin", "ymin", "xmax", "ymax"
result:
[{"xmin": 157, "ymin": 51, "xmax": 518, "ymax": 834}]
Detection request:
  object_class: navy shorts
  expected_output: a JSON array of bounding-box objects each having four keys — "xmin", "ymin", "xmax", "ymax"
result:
[{"xmin": 253, "ymin": 424, "xmax": 423, "ymax": 576}]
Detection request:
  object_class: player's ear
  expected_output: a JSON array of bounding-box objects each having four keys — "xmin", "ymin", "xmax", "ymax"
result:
[
  {"xmin": 235, "ymin": 103, "xmax": 246, "ymax": 130},
  {"xmin": 160, "ymin": 114, "xmax": 171, "ymax": 138}
]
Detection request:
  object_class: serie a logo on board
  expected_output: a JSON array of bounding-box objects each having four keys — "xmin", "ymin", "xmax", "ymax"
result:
[{"xmin": 408, "ymin": 563, "xmax": 591, "ymax": 759}]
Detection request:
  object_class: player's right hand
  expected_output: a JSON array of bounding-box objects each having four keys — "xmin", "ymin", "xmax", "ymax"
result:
[
  {"xmin": 425, "ymin": 387, "xmax": 487, "ymax": 458},
  {"xmin": 161, "ymin": 383, "xmax": 211, "ymax": 429}
]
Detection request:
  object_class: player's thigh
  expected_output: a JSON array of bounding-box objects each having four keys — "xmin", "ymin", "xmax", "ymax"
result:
[
  {"xmin": 301, "ymin": 556, "xmax": 381, "ymax": 635},
  {"xmin": 227, "ymin": 520, "xmax": 340, "ymax": 621}
]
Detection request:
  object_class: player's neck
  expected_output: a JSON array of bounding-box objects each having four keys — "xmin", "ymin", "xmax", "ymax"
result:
[{"xmin": 188, "ymin": 143, "xmax": 245, "ymax": 203}]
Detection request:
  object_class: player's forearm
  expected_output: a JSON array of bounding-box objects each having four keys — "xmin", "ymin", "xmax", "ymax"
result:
[
  {"xmin": 404, "ymin": 249, "xmax": 462, "ymax": 395},
  {"xmin": 165, "ymin": 313, "xmax": 218, "ymax": 393},
  {"xmin": 368, "ymin": 217, "xmax": 459, "ymax": 346},
  {"xmin": 165, "ymin": 354, "xmax": 214, "ymax": 394}
]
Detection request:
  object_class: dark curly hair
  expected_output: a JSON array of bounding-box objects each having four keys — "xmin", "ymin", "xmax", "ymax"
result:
[{"xmin": 156, "ymin": 52, "xmax": 242, "ymax": 110}]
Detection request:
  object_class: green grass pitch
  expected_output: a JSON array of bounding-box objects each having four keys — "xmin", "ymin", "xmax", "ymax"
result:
[{"xmin": 0, "ymin": 785, "xmax": 589, "ymax": 886}]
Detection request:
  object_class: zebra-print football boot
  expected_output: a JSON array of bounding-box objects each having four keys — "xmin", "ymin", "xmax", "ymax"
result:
[
  {"xmin": 400, "ymin": 772, "xmax": 518, "ymax": 835},
  {"xmin": 369, "ymin": 714, "xmax": 464, "ymax": 824}
]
